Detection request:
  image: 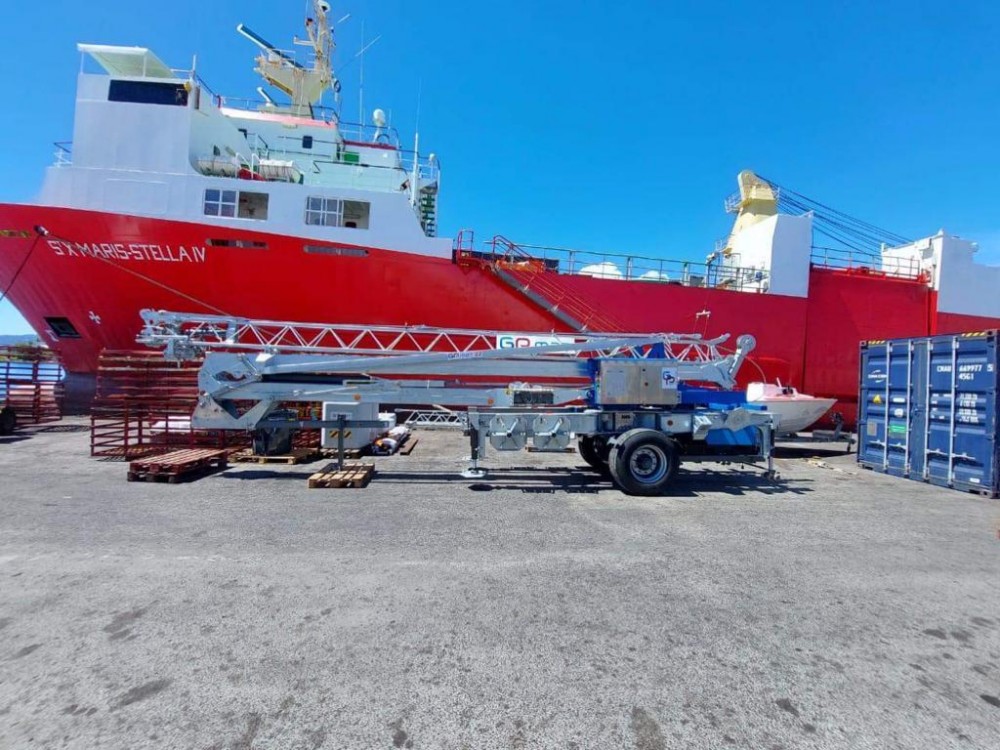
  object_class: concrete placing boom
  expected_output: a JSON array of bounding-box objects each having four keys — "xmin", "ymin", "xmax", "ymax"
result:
[{"xmin": 138, "ymin": 310, "xmax": 777, "ymax": 495}]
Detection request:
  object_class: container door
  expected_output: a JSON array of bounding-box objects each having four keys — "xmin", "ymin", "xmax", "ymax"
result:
[
  {"xmin": 908, "ymin": 339, "xmax": 928, "ymax": 478},
  {"xmin": 858, "ymin": 342, "xmax": 889, "ymax": 470},
  {"xmin": 924, "ymin": 336, "xmax": 953, "ymax": 484},
  {"xmin": 858, "ymin": 340, "xmax": 913, "ymax": 474},
  {"xmin": 924, "ymin": 332, "xmax": 997, "ymax": 494},
  {"xmin": 883, "ymin": 340, "xmax": 913, "ymax": 475}
]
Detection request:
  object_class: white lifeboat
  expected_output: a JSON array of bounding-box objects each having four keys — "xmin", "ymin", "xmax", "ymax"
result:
[
  {"xmin": 196, "ymin": 155, "xmax": 241, "ymax": 177},
  {"xmin": 257, "ymin": 158, "xmax": 303, "ymax": 183},
  {"xmin": 746, "ymin": 382, "xmax": 836, "ymax": 435}
]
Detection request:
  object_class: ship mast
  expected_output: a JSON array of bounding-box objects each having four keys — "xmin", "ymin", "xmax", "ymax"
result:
[{"xmin": 237, "ymin": 0, "xmax": 342, "ymax": 117}]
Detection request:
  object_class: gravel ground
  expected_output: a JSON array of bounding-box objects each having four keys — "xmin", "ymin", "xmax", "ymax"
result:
[{"xmin": 1, "ymin": 419, "xmax": 999, "ymax": 749}]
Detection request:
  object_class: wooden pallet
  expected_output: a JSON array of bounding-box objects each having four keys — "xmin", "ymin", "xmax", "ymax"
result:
[
  {"xmin": 230, "ymin": 447, "xmax": 321, "ymax": 465},
  {"xmin": 321, "ymin": 446, "xmax": 367, "ymax": 459},
  {"xmin": 127, "ymin": 448, "xmax": 228, "ymax": 483},
  {"xmin": 399, "ymin": 435, "xmax": 419, "ymax": 455},
  {"xmin": 96, "ymin": 445, "xmax": 168, "ymax": 461},
  {"xmin": 307, "ymin": 462, "xmax": 375, "ymax": 489}
]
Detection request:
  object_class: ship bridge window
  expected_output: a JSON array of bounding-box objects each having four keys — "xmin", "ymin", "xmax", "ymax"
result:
[
  {"xmin": 305, "ymin": 197, "xmax": 341, "ymax": 227},
  {"xmin": 343, "ymin": 200, "xmax": 370, "ymax": 229},
  {"xmin": 204, "ymin": 189, "xmax": 237, "ymax": 218},
  {"xmin": 305, "ymin": 197, "xmax": 370, "ymax": 229},
  {"xmin": 238, "ymin": 191, "xmax": 269, "ymax": 220},
  {"xmin": 108, "ymin": 80, "xmax": 189, "ymax": 107},
  {"xmin": 44, "ymin": 317, "xmax": 81, "ymax": 339},
  {"xmin": 203, "ymin": 189, "xmax": 269, "ymax": 221}
]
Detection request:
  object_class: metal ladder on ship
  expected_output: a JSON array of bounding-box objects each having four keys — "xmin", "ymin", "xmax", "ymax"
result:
[{"xmin": 454, "ymin": 231, "xmax": 627, "ymax": 333}]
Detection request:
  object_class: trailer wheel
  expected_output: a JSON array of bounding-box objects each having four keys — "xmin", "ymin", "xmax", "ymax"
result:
[
  {"xmin": 0, "ymin": 406, "xmax": 15, "ymax": 436},
  {"xmin": 578, "ymin": 435, "xmax": 611, "ymax": 471},
  {"xmin": 608, "ymin": 429, "xmax": 679, "ymax": 496}
]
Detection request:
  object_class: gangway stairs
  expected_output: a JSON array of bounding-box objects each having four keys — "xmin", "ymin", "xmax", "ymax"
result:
[{"xmin": 455, "ymin": 233, "xmax": 627, "ymax": 333}]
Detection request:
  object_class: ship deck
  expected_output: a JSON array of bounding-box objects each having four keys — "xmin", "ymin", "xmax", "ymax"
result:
[{"xmin": 1, "ymin": 420, "xmax": 999, "ymax": 748}]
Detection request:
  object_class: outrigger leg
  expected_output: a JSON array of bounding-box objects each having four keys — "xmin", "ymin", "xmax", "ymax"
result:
[{"xmin": 462, "ymin": 424, "xmax": 488, "ymax": 479}]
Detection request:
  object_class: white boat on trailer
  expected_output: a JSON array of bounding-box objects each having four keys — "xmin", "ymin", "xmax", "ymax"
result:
[{"xmin": 746, "ymin": 382, "xmax": 837, "ymax": 435}]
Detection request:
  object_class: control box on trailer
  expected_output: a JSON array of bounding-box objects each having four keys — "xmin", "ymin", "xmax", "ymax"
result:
[{"xmin": 597, "ymin": 361, "xmax": 681, "ymax": 406}]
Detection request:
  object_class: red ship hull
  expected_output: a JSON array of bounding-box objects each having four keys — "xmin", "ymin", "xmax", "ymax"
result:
[{"xmin": 2, "ymin": 204, "xmax": 998, "ymax": 422}]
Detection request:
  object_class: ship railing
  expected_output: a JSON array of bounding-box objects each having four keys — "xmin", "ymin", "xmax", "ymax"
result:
[
  {"xmin": 190, "ymin": 72, "xmax": 220, "ymax": 100},
  {"xmin": 232, "ymin": 130, "xmax": 438, "ymax": 186},
  {"xmin": 810, "ymin": 246, "xmax": 925, "ymax": 281},
  {"xmin": 399, "ymin": 151, "xmax": 441, "ymax": 185},
  {"xmin": 723, "ymin": 191, "xmax": 743, "ymax": 214},
  {"xmin": 217, "ymin": 95, "xmax": 341, "ymax": 124},
  {"xmin": 216, "ymin": 96, "xmax": 399, "ymax": 140},
  {"xmin": 723, "ymin": 186, "xmax": 781, "ymax": 214},
  {"xmin": 455, "ymin": 229, "xmax": 476, "ymax": 253},
  {"xmin": 214, "ymin": 98, "xmax": 440, "ymax": 182},
  {"xmin": 337, "ymin": 121, "xmax": 403, "ymax": 150},
  {"xmin": 468, "ymin": 237, "xmax": 769, "ymax": 292},
  {"xmin": 53, "ymin": 142, "xmax": 73, "ymax": 167}
]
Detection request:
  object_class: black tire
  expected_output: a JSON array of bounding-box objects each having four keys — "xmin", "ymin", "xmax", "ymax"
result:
[
  {"xmin": 608, "ymin": 428, "xmax": 680, "ymax": 496},
  {"xmin": 0, "ymin": 406, "xmax": 15, "ymax": 436},
  {"xmin": 578, "ymin": 435, "xmax": 610, "ymax": 471}
]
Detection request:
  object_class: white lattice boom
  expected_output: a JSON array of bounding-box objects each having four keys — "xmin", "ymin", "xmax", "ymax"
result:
[{"xmin": 138, "ymin": 309, "xmax": 736, "ymax": 364}]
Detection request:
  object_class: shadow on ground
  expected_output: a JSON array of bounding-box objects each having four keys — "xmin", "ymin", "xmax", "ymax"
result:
[
  {"xmin": 0, "ymin": 434, "xmax": 32, "ymax": 445},
  {"xmin": 774, "ymin": 444, "xmax": 854, "ymax": 459},
  {"xmin": 367, "ymin": 467, "xmax": 813, "ymax": 498}
]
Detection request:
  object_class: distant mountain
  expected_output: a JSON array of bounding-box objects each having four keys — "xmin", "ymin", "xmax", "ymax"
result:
[{"xmin": 0, "ymin": 334, "xmax": 42, "ymax": 346}]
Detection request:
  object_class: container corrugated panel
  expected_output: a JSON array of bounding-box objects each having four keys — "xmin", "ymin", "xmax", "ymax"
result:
[{"xmin": 858, "ymin": 330, "xmax": 999, "ymax": 497}]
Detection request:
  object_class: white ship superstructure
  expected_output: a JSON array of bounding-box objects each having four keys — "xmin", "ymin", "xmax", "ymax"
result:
[{"xmin": 43, "ymin": 2, "xmax": 448, "ymax": 259}]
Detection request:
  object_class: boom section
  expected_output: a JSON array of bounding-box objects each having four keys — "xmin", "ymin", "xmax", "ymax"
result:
[{"xmin": 136, "ymin": 310, "xmax": 757, "ymax": 432}]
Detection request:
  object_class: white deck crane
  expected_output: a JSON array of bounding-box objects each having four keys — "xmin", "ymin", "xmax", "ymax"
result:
[{"xmin": 138, "ymin": 310, "xmax": 777, "ymax": 495}]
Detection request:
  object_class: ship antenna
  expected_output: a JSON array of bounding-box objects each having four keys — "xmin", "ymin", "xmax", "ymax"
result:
[
  {"xmin": 359, "ymin": 19, "xmax": 364, "ymax": 128},
  {"xmin": 355, "ymin": 21, "xmax": 382, "ymax": 127},
  {"xmin": 302, "ymin": 1, "xmax": 340, "ymax": 106},
  {"xmin": 410, "ymin": 80, "xmax": 423, "ymax": 207}
]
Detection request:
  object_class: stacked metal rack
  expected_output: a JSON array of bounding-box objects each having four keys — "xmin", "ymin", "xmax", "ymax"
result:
[
  {"xmin": 90, "ymin": 350, "xmax": 213, "ymax": 458},
  {"xmin": 0, "ymin": 345, "xmax": 64, "ymax": 432},
  {"xmin": 89, "ymin": 350, "xmax": 325, "ymax": 458}
]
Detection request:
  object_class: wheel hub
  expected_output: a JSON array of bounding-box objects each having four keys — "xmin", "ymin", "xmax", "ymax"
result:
[{"xmin": 630, "ymin": 445, "xmax": 668, "ymax": 484}]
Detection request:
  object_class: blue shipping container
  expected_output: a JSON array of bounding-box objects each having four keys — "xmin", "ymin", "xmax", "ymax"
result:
[{"xmin": 858, "ymin": 331, "xmax": 999, "ymax": 497}]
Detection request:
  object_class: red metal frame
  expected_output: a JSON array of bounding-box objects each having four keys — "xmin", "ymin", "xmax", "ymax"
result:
[
  {"xmin": 88, "ymin": 349, "xmax": 323, "ymax": 458},
  {"xmin": 0, "ymin": 345, "xmax": 64, "ymax": 425}
]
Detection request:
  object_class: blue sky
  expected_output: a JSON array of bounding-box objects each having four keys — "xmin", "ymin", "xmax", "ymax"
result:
[{"xmin": 2, "ymin": 0, "xmax": 999, "ymax": 333}]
